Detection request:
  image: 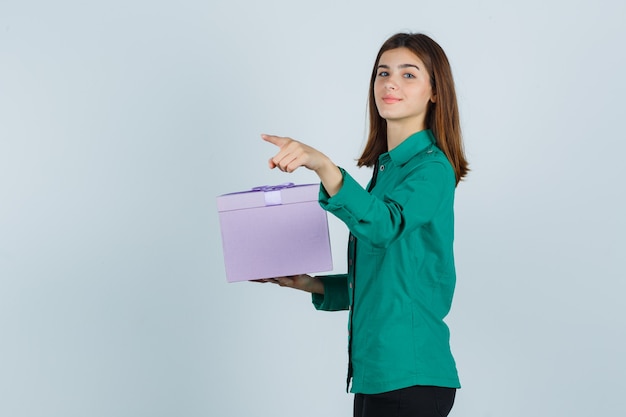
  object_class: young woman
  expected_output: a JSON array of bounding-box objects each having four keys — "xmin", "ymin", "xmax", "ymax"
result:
[{"xmin": 260, "ymin": 32, "xmax": 469, "ymax": 417}]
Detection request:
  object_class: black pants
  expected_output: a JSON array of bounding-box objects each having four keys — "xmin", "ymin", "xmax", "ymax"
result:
[{"xmin": 354, "ymin": 385, "xmax": 456, "ymax": 417}]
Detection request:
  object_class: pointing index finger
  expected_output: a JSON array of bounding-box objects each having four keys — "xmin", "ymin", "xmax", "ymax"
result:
[{"xmin": 261, "ymin": 134, "xmax": 289, "ymax": 148}]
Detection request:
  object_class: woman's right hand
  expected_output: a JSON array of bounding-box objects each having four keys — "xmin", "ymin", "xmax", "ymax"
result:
[{"xmin": 253, "ymin": 274, "xmax": 324, "ymax": 294}]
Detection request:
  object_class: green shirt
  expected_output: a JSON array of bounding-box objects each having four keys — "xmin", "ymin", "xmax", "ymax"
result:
[{"xmin": 313, "ymin": 129, "xmax": 461, "ymax": 394}]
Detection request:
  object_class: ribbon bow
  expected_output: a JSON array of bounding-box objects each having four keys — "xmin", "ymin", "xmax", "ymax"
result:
[
  {"xmin": 251, "ymin": 182, "xmax": 295, "ymax": 192},
  {"xmin": 251, "ymin": 182, "xmax": 295, "ymax": 206}
]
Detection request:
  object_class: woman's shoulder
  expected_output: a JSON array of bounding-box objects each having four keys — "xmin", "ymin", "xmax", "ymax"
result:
[{"xmin": 404, "ymin": 145, "xmax": 454, "ymax": 178}]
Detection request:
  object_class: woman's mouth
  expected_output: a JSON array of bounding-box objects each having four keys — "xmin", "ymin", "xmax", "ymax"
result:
[{"xmin": 382, "ymin": 96, "xmax": 401, "ymax": 104}]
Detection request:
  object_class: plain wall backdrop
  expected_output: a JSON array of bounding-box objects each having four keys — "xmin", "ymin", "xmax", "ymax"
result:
[{"xmin": 1, "ymin": 0, "xmax": 625, "ymax": 416}]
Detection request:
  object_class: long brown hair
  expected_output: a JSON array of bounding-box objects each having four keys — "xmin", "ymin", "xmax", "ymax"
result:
[{"xmin": 357, "ymin": 33, "xmax": 469, "ymax": 185}]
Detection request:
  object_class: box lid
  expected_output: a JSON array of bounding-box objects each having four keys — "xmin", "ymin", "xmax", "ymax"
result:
[{"xmin": 216, "ymin": 183, "xmax": 320, "ymax": 211}]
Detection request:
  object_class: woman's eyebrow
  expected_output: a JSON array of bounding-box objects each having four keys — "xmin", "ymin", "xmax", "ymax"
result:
[{"xmin": 377, "ymin": 64, "xmax": 421, "ymax": 70}]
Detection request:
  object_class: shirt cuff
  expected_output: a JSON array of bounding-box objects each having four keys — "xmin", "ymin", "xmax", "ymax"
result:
[
  {"xmin": 318, "ymin": 168, "xmax": 373, "ymax": 225},
  {"xmin": 311, "ymin": 274, "xmax": 349, "ymax": 311}
]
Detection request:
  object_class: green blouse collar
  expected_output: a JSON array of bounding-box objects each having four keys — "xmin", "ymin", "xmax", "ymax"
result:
[{"xmin": 383, "ymin": 129, "xmax": 437, "ymax": 166}]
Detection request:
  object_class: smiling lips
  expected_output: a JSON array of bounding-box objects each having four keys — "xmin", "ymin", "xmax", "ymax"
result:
[{"xmin": 382, "ymin": 95, "xmax": 401, "ymax": 104}]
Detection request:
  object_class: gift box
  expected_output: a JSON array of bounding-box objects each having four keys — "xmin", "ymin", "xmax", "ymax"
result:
[{"xmin": 216, "ymin": 183, "xmax": 333, "ymax": 282}]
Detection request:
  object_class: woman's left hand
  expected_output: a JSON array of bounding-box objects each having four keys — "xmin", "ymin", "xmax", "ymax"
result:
[
  {"xmin": 261, "ymin": 134, "xmax": 328, "ymax": 173},
  {"xmin": 261, "ymin": 134, "xmax": 344, "ymax": 196}
]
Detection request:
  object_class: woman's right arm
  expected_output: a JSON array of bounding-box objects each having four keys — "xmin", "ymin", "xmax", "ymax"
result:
[
  {"xmin": 257, "ymin": 274, "xmax": 350, "ymax": 311},
  {"xmin": 258, "ymin": 274, "xmax": 324, "ymax": 294}
]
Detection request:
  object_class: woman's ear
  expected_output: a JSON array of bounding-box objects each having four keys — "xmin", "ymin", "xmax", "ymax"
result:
[{"xmin": 430, "ymin": 93, "xmax": 437, "ymax": 103}]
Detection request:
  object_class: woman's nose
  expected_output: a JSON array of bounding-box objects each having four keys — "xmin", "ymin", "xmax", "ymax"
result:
[{"xmin": 385, "ymin": 79, "xmax": 398, "ymax": 90}]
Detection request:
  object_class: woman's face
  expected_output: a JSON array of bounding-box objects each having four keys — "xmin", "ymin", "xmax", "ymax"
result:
[{"xmin": 374, "ymin": 47, "xmax": 434, "ymax": 130}]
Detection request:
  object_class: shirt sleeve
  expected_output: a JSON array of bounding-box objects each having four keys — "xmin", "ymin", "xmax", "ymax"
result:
[
  {"xmin": 311, "ymin": 274, "xmax": 349, "ymax": 311},
  {"xmin": 319, "ymin": 162, "xmax": 452, "ymax": 249}
]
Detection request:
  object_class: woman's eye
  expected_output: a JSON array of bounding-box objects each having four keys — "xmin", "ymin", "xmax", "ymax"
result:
[
  {"xmin": 403, "ymin": 73, "xmax": 416, "ymax": 79},
  {"xmin": 378, "ymin": 71, "xmax": 389, "ymax": 77}
]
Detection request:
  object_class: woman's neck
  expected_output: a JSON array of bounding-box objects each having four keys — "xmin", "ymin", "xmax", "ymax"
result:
[{"xmin": 386, "ymin": 121, "xmax": 425, "ymax": 151}]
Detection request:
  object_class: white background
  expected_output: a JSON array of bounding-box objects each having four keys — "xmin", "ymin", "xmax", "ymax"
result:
[{"xmin": 1, "ymin": 0, "xmax": 625, "ymax": 416}]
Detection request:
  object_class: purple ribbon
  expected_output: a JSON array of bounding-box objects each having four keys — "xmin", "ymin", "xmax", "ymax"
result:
[
  {"xmin": 251, "ymin": 182, "xmax": 295, "ymax": 206},
  {"xmin": 251, "ymin": 182, "xmax": 295, "ymax": 192}
]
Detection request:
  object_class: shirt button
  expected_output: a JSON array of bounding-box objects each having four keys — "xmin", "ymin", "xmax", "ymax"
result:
[
  {"xmin": 348, "ymin": 259, "xmax": 353, "ymax": 266},
  {"xmin": 349, "ymin": 282, "xmax": 353, "ymax": 289},
  {"xmin": 349, "ymin": 235, "xmax": 354, "ymax": 242},
  {"xmin": 379, "ymin": 165, "xmax": 385, "ymax": 171}
]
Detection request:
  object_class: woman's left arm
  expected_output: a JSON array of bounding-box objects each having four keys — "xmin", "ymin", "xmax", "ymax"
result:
[
  {"xmin": 262, "ymin": 134, "xmax": 343, "ymax": 196},
  {"xmin": 320, "ymin": 160, "xmax": 453, "ymax": 248}
]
